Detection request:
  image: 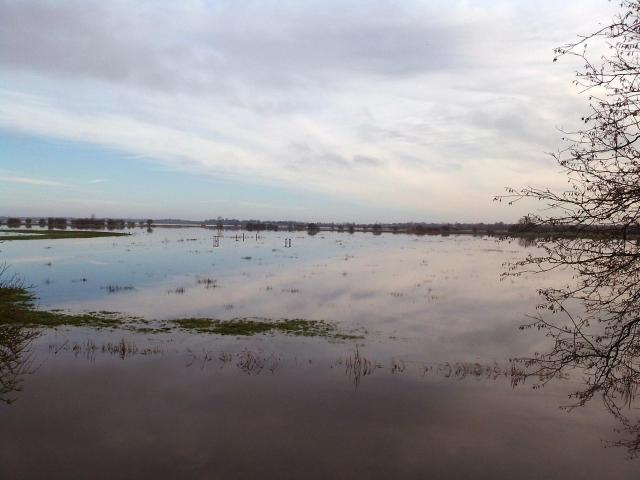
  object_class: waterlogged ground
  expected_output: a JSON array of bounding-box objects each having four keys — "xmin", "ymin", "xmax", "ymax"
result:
[{"xmin": 0, "ymin": 228, "xmax": 637, "ymax": 479}]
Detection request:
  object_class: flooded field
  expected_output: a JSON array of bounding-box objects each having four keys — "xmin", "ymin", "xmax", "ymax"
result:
[{"xmin": 0, "ymin": 228, "xmax": 637, "ymax": 479}]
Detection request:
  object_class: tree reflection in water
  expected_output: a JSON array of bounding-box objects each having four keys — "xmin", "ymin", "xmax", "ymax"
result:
[
  {"xmin": 509, "ymin": 236, "xmax": 640, "ymax": 457},
  {"xmin": 0, "ymin": 325, "xmax": 39, "ymax": 405}
]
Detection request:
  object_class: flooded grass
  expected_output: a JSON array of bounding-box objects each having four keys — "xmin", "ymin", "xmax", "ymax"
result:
[
  {"xmin": 0, "ymin": 267, "xmax": 122, "ymax": 329},
  {"xmin": 49, "ymin": 337, "xmax": 163, "ymax": 360},
  {"xmin": 172, "ymin": 317, "xmax": 361, "ymax": 339},
  {"xmin": 344, "ymin": 346, "xmax": 379, "ymax": 388},
  {"xmin": 101, "ymin": 285, "xmax": 135, "ymax": 293},
  {"xmin": 0, "ymin": 281, "xmax": 128, "ymax": 329},
  {"xmin": 281, "ymin": 288, "xmax": 300, "ymax": 293},
  {"xmin": 196, "ymin": 277, "xmax": 218, "ymax": 288},
  {"xmin": 0, "ymin": 266, "xmax": 362, "ymax": 340}
]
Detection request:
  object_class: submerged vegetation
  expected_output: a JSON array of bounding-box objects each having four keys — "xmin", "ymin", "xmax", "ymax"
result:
[
  {"xmin": 0, "ymin": 273, "xmax": 129, "ymax": 329},
  {"xmin": 172, "ymin": 317, "xmax": 361, "ymax": 339},
  {"xmin": 101, "ymin": 285, "xmax": 135, "ymax": 294},
  {"xmin": 0, "ymin": 265, "xmax": 359, "ymax": 340}
]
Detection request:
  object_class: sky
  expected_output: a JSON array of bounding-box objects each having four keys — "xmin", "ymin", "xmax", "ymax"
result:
[{"xmin": 0, "ymin": 0, "xmax": 619, "ymax": 222}]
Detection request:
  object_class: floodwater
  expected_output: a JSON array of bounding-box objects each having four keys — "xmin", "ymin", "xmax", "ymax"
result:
[{"xmin": 0, "ymin": 228, "xmax": 637, "ymax": 479}]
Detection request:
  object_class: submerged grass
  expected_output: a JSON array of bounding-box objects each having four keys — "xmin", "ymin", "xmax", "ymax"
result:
[
  {"xmin": 0, "ymin": 266, "xmax": 361, "ymax": 339},
  {"xmin": 0, "ymin": 264, "xmax": 137, "ymax": 329},
  {"xmin": 172, "ymin": 317, "xmax": 362, "ymax": 339},
  {"xmin": 0, "ymin": 229, "xmax": 128, "ymax": 241},
  {"xmin": 0, "ymin": 283, "xmax": 128, "ymax": 329}
]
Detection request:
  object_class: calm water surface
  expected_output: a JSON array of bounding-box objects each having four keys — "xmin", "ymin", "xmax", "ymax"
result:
[{"xmin": 0, "ymin": 228, "xmax": 637, "ymax": 479}]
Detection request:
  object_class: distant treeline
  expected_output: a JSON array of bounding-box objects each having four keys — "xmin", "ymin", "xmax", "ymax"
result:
[
  {"xmin": 243, "ymin": 221, "xmax": 279, "ymax": 231},
  {"xmin": 505, "ymin": 220, "xmax": 640, "ymax": 239},
  {"xmin": 198, "ymin": 219, "xmax": 513, "ymax": 236},
  {"xmin": 198, "ymin": 219, "xmax": 640, "ymax": 238},
  {"xmin": 0, "ymin": 216, "xmax": 515, "ymax": 235},
  {"xmin": 6, "ymin": 216, "xmax": 631, "ymax": 238},
  {"xmin": 1, "ymin": 217, "xmax": 154, "ymax": 230}
]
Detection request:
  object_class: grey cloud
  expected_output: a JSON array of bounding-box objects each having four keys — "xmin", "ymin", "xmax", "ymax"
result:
[
  {"xmin": 352, "ymin": 155, "xmax": 383, "ymax": 167},
  {"xmin": 0, "ymin": 0, "xmax": 473, "ymax": 95},
  {"xmin": 320, "ymin": 153, "xmax": 350, "ymax": 167},
  {"xmin": 0, "ymin": 1, "xmax": 208, "ymax": 91},
  {"xmin": 286, "ymin": 143, "xmax": 384, "ymax": 171},
  {"xmin": 289, "ymin": 142, "xmax": 312, "ymax": 153},
  {"xmin": 286, "ymin": 149, "xmax": 350, "ymax": 171}
]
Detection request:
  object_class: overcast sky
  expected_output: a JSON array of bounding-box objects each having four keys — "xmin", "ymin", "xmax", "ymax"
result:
[{"xmin": 0, "ymin": 0, "xmax": 619, "ymax": 222}]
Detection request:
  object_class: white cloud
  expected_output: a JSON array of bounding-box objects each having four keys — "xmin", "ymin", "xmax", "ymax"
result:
[
  {"xmin": 0, "ymin": 174, "xmax": 67, "ymax": 187},
  {"xmin": 0, "ymin": 0, "xmax": 620, "ymax": 221}
]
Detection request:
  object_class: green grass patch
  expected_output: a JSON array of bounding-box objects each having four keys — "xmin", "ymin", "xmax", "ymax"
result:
[
  {"xmin": 0, "ymin": 229, "xmax": 129, "ymax": 241},
  {"xmin": 172, "ymin": 317, "xmax": 362, "ymax": 339}
]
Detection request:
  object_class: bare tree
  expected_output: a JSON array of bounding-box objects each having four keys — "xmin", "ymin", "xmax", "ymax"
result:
[{"xmin": 500, "ymin": 1, "xmax": 640, "ymax": 456}]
